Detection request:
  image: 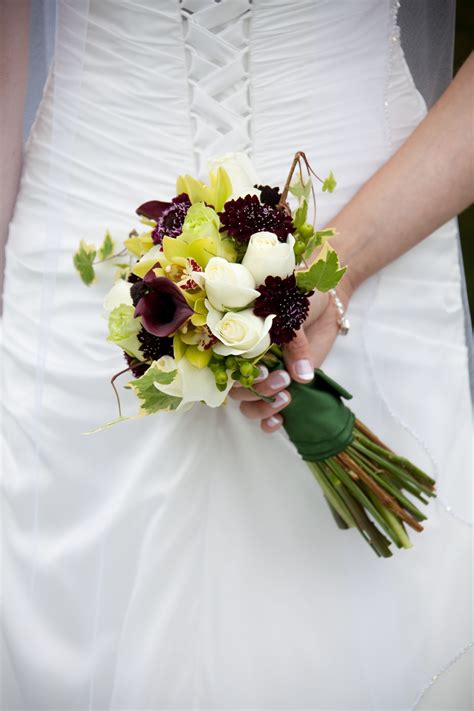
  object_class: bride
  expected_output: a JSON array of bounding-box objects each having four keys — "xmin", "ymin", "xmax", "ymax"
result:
[{"xmin": 1, "ymin": 1, "xmax": 472, "ymax": 708}]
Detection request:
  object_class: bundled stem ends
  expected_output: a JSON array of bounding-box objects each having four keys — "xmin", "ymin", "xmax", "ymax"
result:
[{"xmin": 309, "ymin": 419, "xmax": 436, "ymax": 558}]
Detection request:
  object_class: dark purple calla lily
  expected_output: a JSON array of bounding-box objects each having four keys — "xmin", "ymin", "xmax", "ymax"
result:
[{"xmin": 134, "ymin": 270, "xmax": 194, "ymax": 337}]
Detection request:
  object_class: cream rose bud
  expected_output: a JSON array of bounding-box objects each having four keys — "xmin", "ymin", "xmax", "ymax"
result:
[
  {"xmin": 207, "ymin": 152, "xmax": 259, "ymax": 200},
  {"xmin": 242, "ymin": 231, "xmax": 296, "ymax": 287},
  {"xmin": 193, "ymin": 257, "xmax": 260, "ymax": 311},
  {"xmin": 206, "ymin": 301, "xmax": 275, "ymax": 359}
]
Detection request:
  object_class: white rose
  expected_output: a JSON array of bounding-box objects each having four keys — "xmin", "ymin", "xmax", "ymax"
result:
[
  {"xmin": 193, "ymin": 257, "xmax": 260, "ymax": 311},
  {"xmin": 242, "ymin": 232, "xmax": 296, "ymax": 287},
  {"xmin": 153, "ymin": 355, "xmax": 232, "ymax": 409},
  {"xmin": 207, "ymin": 152, "xmax": 260, "ymax": 200},
  {"xmin": 206, "ymin": 301, "xmax": 274, "ymax": 359},
  {"xmin": 103, "ymin": 279, "xmax": 133, "ymax": 312}
]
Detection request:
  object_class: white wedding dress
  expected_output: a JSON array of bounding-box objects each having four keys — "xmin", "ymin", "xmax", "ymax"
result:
[{"xmin": 1, "ymin": 1, "xmax": 472, "ymax": 709}]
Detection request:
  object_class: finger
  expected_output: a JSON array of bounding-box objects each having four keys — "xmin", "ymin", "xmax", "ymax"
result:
[
  {"xmin": 240, "ymin": 389, "xmax": 291, "ymax": 420},
  {"xmin": 232, "ymin": 364, "xmax": 268, "ymax": 388},
  {"xmin": 230, "ymin": 368, "xmax": 291, "ymax": 402},
  {"xmin": 261, "ymin": 414, "xmax": 283, "ymax": 434},
  {"xmin": 229, "ymin": 388, "xmax": 260, "ymax": 402},
  {"xmin": 282, "ymin": 329, "xmax": 314, "ymax": 383}
]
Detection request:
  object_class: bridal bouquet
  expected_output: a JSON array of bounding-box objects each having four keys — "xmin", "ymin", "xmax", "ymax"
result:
[{"xmin": 74, "ymin": 151, "xmax": 436, "ymax": 557}]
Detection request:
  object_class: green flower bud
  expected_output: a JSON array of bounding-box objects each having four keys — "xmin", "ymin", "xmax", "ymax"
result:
[{"xmin": 239, "ymin": 374, "xmax": 254, "ymax": 387}]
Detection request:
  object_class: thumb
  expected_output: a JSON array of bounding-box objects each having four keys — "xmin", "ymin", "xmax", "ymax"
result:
[{"xmin": 282, "ymin": 329, "xmax": 314, "ymax": 383}]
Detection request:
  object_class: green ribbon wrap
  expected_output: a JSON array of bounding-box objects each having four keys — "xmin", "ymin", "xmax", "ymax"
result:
[{"xmin": 282, "ymin": 368, "xmax": 355, "ymax": 461}]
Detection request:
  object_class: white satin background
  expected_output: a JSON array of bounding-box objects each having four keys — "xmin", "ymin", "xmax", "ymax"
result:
[{"xmin": 1, "ymin": 1, "xmax": 472, "ymax": 709}]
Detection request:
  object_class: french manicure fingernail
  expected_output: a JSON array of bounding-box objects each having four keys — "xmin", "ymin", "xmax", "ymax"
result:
[
  {"xmin": 295, "ymin": 360, "xmax": 314, "ymax": 381},
  {"xmin": 266, "ymin": 416, "xmax": 282, "ymax": 428},
  {"xmin": 254, "ymin": 365, "xmax": 269, "ymax": 383},
  {"xmin": 271, "ymin": 391, "xmax": 290, "ymax": 409},
  {"xmin": 269, "ymin": 370, "xmax": 291, "ymax": 390}
]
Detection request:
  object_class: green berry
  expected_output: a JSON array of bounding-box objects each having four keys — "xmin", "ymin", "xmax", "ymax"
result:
[
  {"xmin": 214, "ymin": 369, "xmax": 228, "ymax": 386},
  {"xmin": 239, "ymin": 361, "xmax": 254, "ymax": 377},
  {"xmin": 252, "ymin": 366, "xmax": 260, "ymax": 378},
  {"xmin": 239, "ymin": 374, "xmax": 254, "ymax": 387},
  {"xmin": 299, "ymin": 223, "xmax": 314, "ymax": 239},
  {"xmin": 225, "ymin": 355, "xmax": 238, "ymax": 370},
  {"xmin": 294, "ymin": 240, "xmax": 306, "ymax": 256}
]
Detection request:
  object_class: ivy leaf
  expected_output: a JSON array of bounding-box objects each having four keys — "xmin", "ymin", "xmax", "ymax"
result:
[
  {"xmin": 289, "ymin": 176, "xmax": 312, "ymax": 202},
  {"xmin": 127, "ymin": 362, "xmax": 182, "ymax": 414},
  {"xmin": 98, "ymin": 230, "xmax": 114, "ymax": 260},
  {"xmin": 322, "ymin": 171, "xmax": 337, "ymax": 193},
  {"xmin": 292, "ymin": 200, "xmax": 308, "ymax": 230},
  {"xmin": 296, "ymin": 246, "xmax": 347, "ymax": 293},
  {"xmin": 73, "ymin": 240, "xmax": 96, "ymax": 286},
  {"xmin": 315, "ymin": 228, "xmax": 336, "ymax": 240}
]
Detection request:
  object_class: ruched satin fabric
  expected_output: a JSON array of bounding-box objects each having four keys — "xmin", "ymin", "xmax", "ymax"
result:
[{"xmin": 1, "ymin": 1, "xmax": 472, "ymax": 708}]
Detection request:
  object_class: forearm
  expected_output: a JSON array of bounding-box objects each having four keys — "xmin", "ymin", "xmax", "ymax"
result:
[
  {"xmin": 330, "ymin": 53, "xmax": 473, "ymax": 293},
  {"xmin": 0, "ymin": 0, "xmax": 30, "ymax": 306}
]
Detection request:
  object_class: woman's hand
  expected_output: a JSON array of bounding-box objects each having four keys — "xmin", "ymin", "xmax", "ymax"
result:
[{"xmin": 229, "ymin": 277, "xmax": 354, "ymax": 432}]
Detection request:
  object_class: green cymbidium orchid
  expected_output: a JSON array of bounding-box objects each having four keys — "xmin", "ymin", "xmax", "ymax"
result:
[
  {"xmin": 172, "ymin": 297, "xmax": 213, "ymax": 369},
  {"xmin": 169, "ymin": 204, "xmax": 237, "ymax": 267},
  {"xmin": 173, "ymin": 324, "xmax": 214, "ymax": 369},
  {"xmin": 124, "ymin": 231, "xmax": 154, "ymax": 257},
  {"xmin": 176, "ymin": 165, "xmax": 232, "ymax": 212}
]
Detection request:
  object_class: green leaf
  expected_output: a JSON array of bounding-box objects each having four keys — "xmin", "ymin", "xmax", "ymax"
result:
[
  {"xmin": 302, "ymin": 228, "xmax": 336, "ymax": 261},
  {"xmin": 315, "ymin": 228, "xmax": 336, "ymax": 240},
  {"xmin": 322, "ymin": 171, "xmax": 337, "ymax": 193},
  {"xmin": 98, "ymin": 230, "xmax": 114, "ymax": 260},
  {"xmin": 292, "ymin": 200, "xmax": 308, "ymax": 230},
  {"xmin": 296, "ymin": 247, "xmax": 347, "ymax": 293},
  {"xmin": 154, "ymin": 369, "xmax": 179, "ymax": 385},
  {"xmin": 289, "ymin": 176, "xmax": 312, "ymax": 201},
  {"xmin": 127, "ymin": 362, "xmax": 182, "ymax": 414},
  {"xmin": 73, "ymin": 240, "xmax": 96, "ymax": 285}
]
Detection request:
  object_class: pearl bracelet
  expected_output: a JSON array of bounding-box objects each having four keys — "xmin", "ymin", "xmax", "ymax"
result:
[{"xmin": 329, "ymin": 288, "xmax": 350, "ymax": 335}]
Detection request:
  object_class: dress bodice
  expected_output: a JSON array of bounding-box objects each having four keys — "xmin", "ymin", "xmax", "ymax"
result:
[{"xmin": 33, "ymin": 0, "xmax": 422, "ymax": 218}]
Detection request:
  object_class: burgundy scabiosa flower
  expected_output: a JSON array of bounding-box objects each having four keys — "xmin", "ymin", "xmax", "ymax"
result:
[
  {"xmin": 136, "ymin": 193, "xmax": 191, "ymax": 245},
  {"xmin": 137, "ymin": 327, "xmax": 174, "ymax": 361},
  {"xmin": 134, "ymin": 268, "xmax": 194, "ymax": 337},
  {"xmin": 123, "ymin": 327, "xmax": 174, "ymax": 377},
  {"xmin": 253, "ymin": 274, "xmax": 313, "ymax": 344},
  {"xmin": 218, "ymin": 194, "xmax": 293, "ymax": 243}
]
